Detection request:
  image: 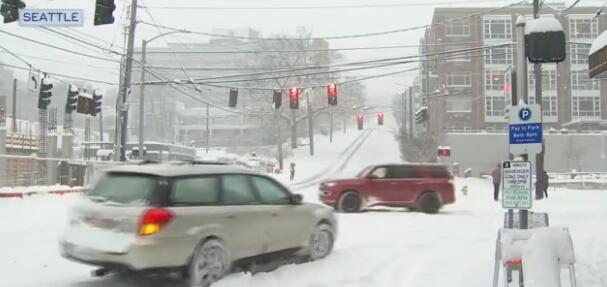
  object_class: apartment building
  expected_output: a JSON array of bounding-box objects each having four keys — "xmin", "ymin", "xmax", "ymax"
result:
[{"xmin": 422, "ymin": 3, "xmax": 607, "ymax": 134}]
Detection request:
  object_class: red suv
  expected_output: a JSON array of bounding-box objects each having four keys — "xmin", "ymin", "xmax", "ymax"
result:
[{"xmin": 319, "ymin": 164, "xmax": 455, "ymax": 214}]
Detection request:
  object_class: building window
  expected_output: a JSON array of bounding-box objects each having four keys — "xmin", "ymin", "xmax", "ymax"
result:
[
  {"xmin": 529, "ymin": 95, "xmax": 558, "ymax": 117},
  {"xmin": 569, "ymin": 43, "xmax": 590, "ymax": 65},
  {"xmin": 483, "ymin": 18, "xmax": 512, "ymax": 39},
  {"xmin": 484, "ymin": 45, "xmax": 513, "ymax": 65},
  {"xmin": 572, "ymin": 95, "xmax": 600, "ymax": 118},
  {"xmin": 571, "ymin": 70, "xmax": 599, "ymax": 90},
  {"xmin": 569, "ymin": 17, "xmax": 598, "ymax": 39},
  {"xmin": 529, "ymin": 69, "xmax": 557, "ymax": 90},
  {"xmin": 446, "ymin": 46, "xmax": 471, "ymax": 62},
  {"xmin": 485, "ymin": 95, "xmax": 507, "ymax": 117},
  {"xmin": 446, "ymin": 72, "xmax": 471, "ymax": 87},
  {"xmin": 446, "ymin": 98, "xmax": 472, "ymax": 112},
  {"xmin": 445, "ymin": 20, "xmax": 470, "ymax": 37},
  {"xmin": 485, "ymin": 70, "xmax": 507, "ymax": 90}
]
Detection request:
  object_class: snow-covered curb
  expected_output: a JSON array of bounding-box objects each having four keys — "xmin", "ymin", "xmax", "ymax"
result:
[{"xmin": 0, "ymin": 185, "xmax": 87, "ymax": 199}]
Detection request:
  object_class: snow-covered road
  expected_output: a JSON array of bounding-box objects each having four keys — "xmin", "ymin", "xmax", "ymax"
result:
[{"xmin": 2, "ymin": 115, "xmax": 606, "ymax": 287}]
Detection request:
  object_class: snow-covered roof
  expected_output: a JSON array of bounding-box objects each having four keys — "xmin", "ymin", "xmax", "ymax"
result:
[
  {"xmin": 590, "ymin": 30, "xmax": 607, "ymax": 55},
  {"xmin": 69, "ymin": 85, "xmax": 79, "ymax": 92},
  {"xmin": 525, "ymin": 18, "xmax": 563, "ymax": 35},
  {"xmin": 79, "ymin": 92, "xmax": 93, "ymax": 99}
]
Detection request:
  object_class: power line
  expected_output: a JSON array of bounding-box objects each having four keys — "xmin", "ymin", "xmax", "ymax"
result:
[
  {"xmin": 140, "ymin": 0, "xmax": 516, "ymax": 10},
  {"xmin": 139, "ymin": 1, "xmax": 525, "ymax": 41},
  {"xmin": 0, "ymin": 63, "xmax": 118, "ymax": 85},
  {"xmin": 137, "ymin": 43, "xmax": 511, "ymax": 85},
  {"xmin": 0, "ymin": 29, "xmax": 120, "ymax": 63}
]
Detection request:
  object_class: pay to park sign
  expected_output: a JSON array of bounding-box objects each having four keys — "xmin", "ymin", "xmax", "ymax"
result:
[{"xmin": 501, "ymin": 161, "xmax": 533, "ymax": 210}]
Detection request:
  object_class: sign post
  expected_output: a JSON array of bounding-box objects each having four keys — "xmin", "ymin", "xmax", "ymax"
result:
[{"xmin": 501, "ymin": 161, "xmax": 533, "ymax": 210}]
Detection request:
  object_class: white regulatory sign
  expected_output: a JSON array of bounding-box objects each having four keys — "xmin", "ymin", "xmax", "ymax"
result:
[{"xmin": 501, "ymin": 160, "xmax": 533, "ymax": 210}]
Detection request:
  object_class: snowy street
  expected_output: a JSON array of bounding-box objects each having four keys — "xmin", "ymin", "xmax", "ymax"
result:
[{"xmin": 1, "ymin": 116, "xmax": 606, "ymax": 287}]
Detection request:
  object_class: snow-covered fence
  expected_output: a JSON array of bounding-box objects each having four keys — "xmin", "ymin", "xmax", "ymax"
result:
[{"xmin": 549, "ymin": 172, "xmax": 607, "ymax": 190}]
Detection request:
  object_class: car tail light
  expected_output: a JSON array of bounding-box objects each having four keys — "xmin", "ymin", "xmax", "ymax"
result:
[{"xmin": 138, "ymin": 208, "xmax": 173, "ymax": 236}]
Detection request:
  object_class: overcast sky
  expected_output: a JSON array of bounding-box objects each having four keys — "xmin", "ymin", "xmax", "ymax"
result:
[{"xmin": 0, "ymin": 0, "xmax": 597, "ymax": 106}]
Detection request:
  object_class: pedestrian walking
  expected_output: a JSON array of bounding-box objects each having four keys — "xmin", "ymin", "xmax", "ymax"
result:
[
  {"xmin": 289, "ymin": 162, "xmax": 296, "ymax": 181},
  {"xmin": 492, "ymin": 163, "xmax": 501, "ymax": 201},
  {"xmin": 539, "ymin": 170, "xmax": 549, "ymax": 199}
]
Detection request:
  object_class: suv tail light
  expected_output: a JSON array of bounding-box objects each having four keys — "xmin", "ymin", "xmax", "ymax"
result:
[{"xmin": 138, "ymin": 208, "xmax": 174, "ymax": 236}]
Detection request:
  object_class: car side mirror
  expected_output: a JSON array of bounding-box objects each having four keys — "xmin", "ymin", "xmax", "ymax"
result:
[{"xmin": 291, "ymin": 194, "xmax": 303, "ymax": 205}]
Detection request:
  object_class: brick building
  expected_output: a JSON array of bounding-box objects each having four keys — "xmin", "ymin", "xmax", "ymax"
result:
[{"xmin": 422, "ymin": 3, "xmax": 607, "ymax": 136}]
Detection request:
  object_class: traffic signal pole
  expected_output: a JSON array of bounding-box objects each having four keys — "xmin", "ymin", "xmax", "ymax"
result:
[
  {"xmin": 119, "ymin": 0, "xmax": 139, "ymax": 161},
  {"xmin": 11, "ymin": 78, "xmax": 17, "ymax": 134},
  {"xmin": 306, "ymin": 91, "xmax": 314, "ymax": 156}
]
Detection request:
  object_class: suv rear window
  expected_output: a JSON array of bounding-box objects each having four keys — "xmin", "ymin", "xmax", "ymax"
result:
[
  {"xmin": 89, "ymin": 173, "xmax": 158, "ymax": 205},
  {"xmin": 429, "ymin": 166, "xmax": 451, "ymax": 178}
]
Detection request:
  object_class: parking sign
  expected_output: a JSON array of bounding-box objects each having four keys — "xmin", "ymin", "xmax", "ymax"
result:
[{"xmin": 501, "ymin": 161, "xmax": 533, "ymax": 209}]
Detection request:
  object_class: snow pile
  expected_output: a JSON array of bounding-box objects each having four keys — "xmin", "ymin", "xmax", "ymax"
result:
[{"xmin": 525, "ymin": 18, "xmax": 564, "ymax": 34}]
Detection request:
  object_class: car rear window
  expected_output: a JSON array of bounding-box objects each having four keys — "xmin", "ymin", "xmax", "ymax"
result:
[{"xmin": 89, "ymin": 173, "xmax": 158, "ymax": 205}]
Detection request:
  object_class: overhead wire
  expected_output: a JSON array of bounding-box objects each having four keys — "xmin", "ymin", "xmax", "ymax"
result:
[
  {"xmin": 139, "ymin": 1, "xmax": 526, "ymax": 41},
  {"xmin": 139, "ymin": 0, "xmax": 518, "ymax": 10}
]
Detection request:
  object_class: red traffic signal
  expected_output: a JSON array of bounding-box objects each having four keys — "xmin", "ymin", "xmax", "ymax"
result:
[
  {"xmin": 357, "ymin": 114, "xmax": 364, "ymax": 130},
  {"xmin": 327, "ymin": 84, "xmax": 337, "ymax": 96},
  {"xmin": 438, "ymin": 146, "xmax": 451, "ymax": 157},
  {"xmin": 289, "ymin": 87, "xmax": 300, "ymax": 109},
  {"xmin": 377, "ymin": 113, "xmax": 384, "ymax": 125}
]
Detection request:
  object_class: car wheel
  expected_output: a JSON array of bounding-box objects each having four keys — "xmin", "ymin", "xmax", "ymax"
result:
[
  {"xmin": 337, "ymin": 191, "xmax": 362, "ymax": 213},
  {"xmin": 417, "ymin": 193, "xmax": 441, "ymax": 214},
  {"xmin": 189, "ymin": 239, "xmax": 230, "ymax": 287},
  {"xmin": 308, "ymin": 224, "xmax": 334, "ymax": 260}
]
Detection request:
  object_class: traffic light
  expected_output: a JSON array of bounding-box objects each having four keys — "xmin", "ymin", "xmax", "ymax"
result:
[
  {"xmin": 415, "ymin": 107, "xmax": 428, "ymax": 124},
  {"xmin": 1, "ymin": 0, "xmax": 26, "ymax": 24},
  {"xmin": 377, "ymin": 113, "xmax": 384, "ymax": 125},
  {"xmin": 357, "ymin": 114, "xmax": 364, "ymax": 130},
  {"xmin": 38, "ymin": 78, "xmax": 53, "ymax": 110},
  {"xmin": 228, "ymin": 88, "xmax": 238, "ymax": 107},
  {"xmin": 66, "ymin": 85, "xmax": 79, "ymax": 113},
  {"xmin": 94, "ymin": 0, "xmax": 116, "ymax": 26},
  {"xmin": 327, "ymin": 84, "xmax": 338, "ymax": 106},
  {"xmin": 76, "ymin": 93, "xmax": 93, "ymax": 115},
  {"xmin": 272, "ymin": 89, "xmax": 282, "ymax": 109},
  {"xmin": 92, "ymin": 90, "xmax": 103, "ymax": 116},
  {"xmin": 438, "ymin": 146, "xmax": 451, "ymax": 157},
  {"xmin": 289, "ymin": 87, "xmax": 300, "ymax": 109}
]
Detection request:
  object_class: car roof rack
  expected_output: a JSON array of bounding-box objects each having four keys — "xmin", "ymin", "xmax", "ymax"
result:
[{"xmin": 175, "ymin": 160, "xmax": 229, "ymax": 165}]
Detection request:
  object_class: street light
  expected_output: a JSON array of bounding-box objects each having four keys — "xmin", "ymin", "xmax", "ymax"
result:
[{"xmin": 139, "ymin": 30, "xmax": 191, "ymax": 159}]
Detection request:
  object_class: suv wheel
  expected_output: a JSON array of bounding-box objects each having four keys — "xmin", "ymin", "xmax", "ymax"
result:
[
  {"xmin": 189, "ymin": 239, "xmax": 229, "ymax": 287},
  {"xmin": 337, "ymin": 191, "xmax": 362, "ymax": 213},
  {"xmin": 308, "ymin": 224, "xmax": 335, "ymax": 260},
  {"xmin": 417, "ymin": 193, "xmax": 441, "ymax": 214}
]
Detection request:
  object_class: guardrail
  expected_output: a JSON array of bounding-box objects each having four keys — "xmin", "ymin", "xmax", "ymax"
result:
[{"xmin": 548, "ymin": 172, "xmax": 607, "ymax": 190}]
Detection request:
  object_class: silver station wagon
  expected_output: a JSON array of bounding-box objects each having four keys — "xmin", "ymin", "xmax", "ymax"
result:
[{"xmin": 60, "ymin": 162, "xmax": 337, "ymax": 287}]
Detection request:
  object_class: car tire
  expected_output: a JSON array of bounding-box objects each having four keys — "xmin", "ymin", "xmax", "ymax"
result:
[
  {"xmin": 337, "ymin": 191, "xmax": 362, "ymax": 213},
  {"xmin": 417, "ymin": 192, "xmax": 441, "ymax": 214},
  {"xmin": 307, "ymin": 224, "xmax": 335, "ymax": 261},
  {"xmin": 188, "ymin": 239, "xmax": 230, "ymax": 287}
]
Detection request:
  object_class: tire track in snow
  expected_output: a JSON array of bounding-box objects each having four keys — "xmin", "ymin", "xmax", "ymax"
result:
[{"xmin": 290, "ymin": 128, "xmax": 375, "ymax": 191}]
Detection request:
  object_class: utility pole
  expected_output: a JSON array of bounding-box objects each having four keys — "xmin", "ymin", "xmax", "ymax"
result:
[
  {"xmin": 401, "ymin": 90, "xmax": 406, "ymax": 136},
  {"xmin": 515, "ymin": 15, "xmax": 529, "ymax": 231},
  {"xmin": 409, "ymin": 86, "xmax": 414, "ymax": 139},
  {"xmin": 330, "ymin": 110, "xmax": 334, "ymax": 143},
  {"xmin": 206, "ymin": 103, "xmax": 210, "ymax": 153},
  {"xmin": 276, "ymin": 111, "xmax": 283, "ymax": 171},
  {"xmin": 12, "ymin": 79, "xmax": 17, "ymax": 133},
  {"xmin": 99, "ymin": 108, "xmax": 104, "ymax": 142},
  {"xmin": 306, "ymin": 91, "xmax": 314, "ymax": 156},
  {"xmin": 424, "ymin": 37, "xmax": 431, "ymax": 133},
  {"xmin": 533, "ymin": 0, "xmax": 545, "ymax": 200},
  {"xmin": 138, "ymin": 39, "xmax": 147, "ymax": 159},
  {"xmin": 119, "ymin": 0, "xmax": 139, "ymax": 161},
  {"xmin": 290, "ymin": 109, "xmax": 297, "ymax": 149}
]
